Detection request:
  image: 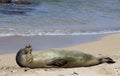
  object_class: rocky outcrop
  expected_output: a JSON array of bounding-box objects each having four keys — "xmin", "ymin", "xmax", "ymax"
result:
[{"xmin": 0, "ymin": 0, "xmax": 11, "ymax": 3}]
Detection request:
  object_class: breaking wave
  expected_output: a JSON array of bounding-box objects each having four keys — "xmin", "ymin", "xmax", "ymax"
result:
[{"xmin": 0, "ymin": 29, "xmax": 120, "ymax": 37}]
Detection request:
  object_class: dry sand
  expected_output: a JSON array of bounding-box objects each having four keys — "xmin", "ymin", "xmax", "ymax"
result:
[{"xmin": 0, "ymin": 33, "xmax": 120, "ymax": 76}]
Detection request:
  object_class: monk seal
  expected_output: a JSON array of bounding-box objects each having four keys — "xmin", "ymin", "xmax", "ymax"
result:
[{"xmin": 16, "ymin": 45, "xmax": 115, "ymax": 68}]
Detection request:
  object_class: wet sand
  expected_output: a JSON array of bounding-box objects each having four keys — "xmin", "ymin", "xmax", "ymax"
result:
[{"xmin": 0, "ymin": 34, "xmax": 103, "ymax": 54}]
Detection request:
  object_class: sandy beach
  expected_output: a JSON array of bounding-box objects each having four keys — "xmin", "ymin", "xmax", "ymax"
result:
[{"xmin": 0, "ymin": 33, "xmax": 120, "ymax": 76}]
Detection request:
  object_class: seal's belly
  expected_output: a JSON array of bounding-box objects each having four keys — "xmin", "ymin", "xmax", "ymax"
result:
[{"xmin": 28, "ymin": 50, "xmax": 99, "ymax": 68}]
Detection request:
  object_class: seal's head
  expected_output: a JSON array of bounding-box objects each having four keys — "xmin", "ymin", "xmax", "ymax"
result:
[{"xmin": 16, "ymin": 45, "xmax": 32, "ymax": 67}]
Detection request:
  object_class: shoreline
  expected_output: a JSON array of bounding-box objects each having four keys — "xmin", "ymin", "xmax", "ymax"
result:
[
  {"xmin": 0, "ymin": 34, "xmax": 104, "ymax": 54},
  {"xmin": 0, "ymin": 33, "xmax": 120, "ymax": 76}
]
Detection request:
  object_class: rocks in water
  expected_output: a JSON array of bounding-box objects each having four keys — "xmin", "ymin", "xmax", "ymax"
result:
[
  {"xmin": 15, "ymin": 0, "xmax": 32, "ymax": 4},
  {"xmin": 0, "ymin": 0, "xmax": 32, "ymax": 4},
  {"xmin": 0, "ymin": 0, "xmax": 11, "ymax": 3}
]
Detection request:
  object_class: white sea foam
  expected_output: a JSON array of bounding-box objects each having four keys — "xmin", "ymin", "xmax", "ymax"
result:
[{"xmin": 0, "ymin": 30, "xmax": 120, "ymax": 37}]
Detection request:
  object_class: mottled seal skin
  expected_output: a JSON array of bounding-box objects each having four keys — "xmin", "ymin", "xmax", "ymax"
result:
[{"xmin": 16, "ymin": 45, "xmax": 115, "ymax": 68}]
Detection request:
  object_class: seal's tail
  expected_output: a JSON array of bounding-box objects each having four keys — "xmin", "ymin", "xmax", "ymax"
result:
[{"xmin": 99, "ymin": 57, "xmax": 115, "ymax": 64}]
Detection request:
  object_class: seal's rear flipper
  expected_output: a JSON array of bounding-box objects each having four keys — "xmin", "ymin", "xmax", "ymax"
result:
[
  {"xmin": 99, "ymin": 57, "xmax": 115, "ymax": 64},
  {"xmin": 47, "ymin": 58, "xmax": 68, "ymax": 67}
]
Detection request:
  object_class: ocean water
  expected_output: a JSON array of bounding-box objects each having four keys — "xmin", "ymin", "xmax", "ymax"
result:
[{"xmin": 0, "ymin": 0, "xmax": 120, "ymax": 37}]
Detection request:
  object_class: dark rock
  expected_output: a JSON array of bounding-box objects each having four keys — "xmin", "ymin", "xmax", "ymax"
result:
[
  {"xmin": 72, "ymin": 72, "xmax": 79, "ymax": 75},
  {"xmin": 0, "ymin": 0, "xmax": 11, "ymax": 3},
  {"xmin": 15, "ymin": 0, "xmax": 31, "ymax": 4}
]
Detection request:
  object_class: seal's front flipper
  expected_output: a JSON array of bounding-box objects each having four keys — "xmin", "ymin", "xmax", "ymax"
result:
[{"xmin": 47, "ymin": 58, "xmax": 68, "ymax": 67}]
